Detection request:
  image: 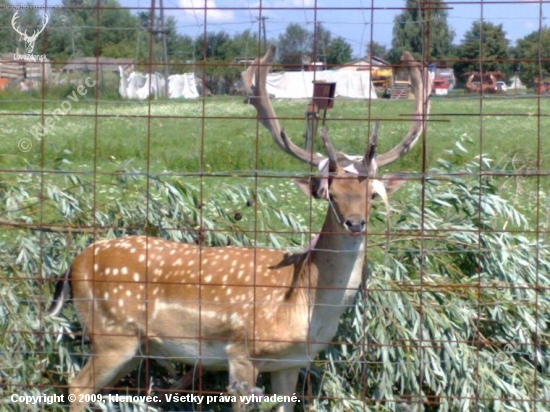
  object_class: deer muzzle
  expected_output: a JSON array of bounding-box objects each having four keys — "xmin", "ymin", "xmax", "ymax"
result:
[{"xmin": 344, "ymin": 216, "xmax": 366, "ymax": 235}]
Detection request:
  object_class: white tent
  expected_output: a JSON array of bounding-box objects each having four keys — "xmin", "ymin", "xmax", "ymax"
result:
[
  {"xmin": 118, "ymin": 67, "xmax": 199, "ymax": 100},
  {"xmin": 265, "ymin": 70, "xmax": 377, "ymax": 99},
  {"xmin": 168, "ymin": 73, "xmax": 200, "ymax": 99},
  {"xmin": 509, "ymin": 75, "xmax": 526, "ymax": 90}
]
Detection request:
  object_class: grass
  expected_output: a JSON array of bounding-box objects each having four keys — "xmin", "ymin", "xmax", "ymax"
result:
[
  {"xmin": 0, "ymin": 92, "xmax": 548, "ymax": 231},
  {"xmin": 1, "ymin": 93, "xmax": 548, "ymax": 171}
]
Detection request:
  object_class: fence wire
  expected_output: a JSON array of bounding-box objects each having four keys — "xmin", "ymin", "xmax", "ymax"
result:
[{"xmin": 0, "ymin": 0, "xmax": 549, "ymax": 411}]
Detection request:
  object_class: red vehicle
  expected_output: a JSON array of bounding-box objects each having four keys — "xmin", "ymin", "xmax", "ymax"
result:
[
  {"xmin": 536, "ymin": 81, "xmax": 550, "ymax": 94},
  {"xmin": 432, "ymin": 77, "xmax": 450, "ymax": 95}
]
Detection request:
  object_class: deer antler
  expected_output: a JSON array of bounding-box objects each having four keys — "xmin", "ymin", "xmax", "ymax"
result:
[
  {"xmin": 12, "ymin": 12, "xmax": 48, "ymax": 40},
  {"xmin": 375, "ymin": 51, "xmax": 432, "ymax": 167},
  {"xmin": 30, "ymin": 13, "xmax": 49, "ymax": 40},
  {"xmin": 242, "ymin": 46, "xmax": 432, "ymax": 173},
  {"xmin": 242, "ymin": 45, "xmax": 325, "ymax": 167},
  {"xmin": 11, "ymin": 11, "xmax": 27, "ymax": 38}
]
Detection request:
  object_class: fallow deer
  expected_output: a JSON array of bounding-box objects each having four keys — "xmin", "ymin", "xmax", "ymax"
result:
[{"xmin": 46, "ymin": 45, "xmax": 431, "ymax": 412}]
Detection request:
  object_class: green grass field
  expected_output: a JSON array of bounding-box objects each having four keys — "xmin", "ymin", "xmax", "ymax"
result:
[{"xmin": 1, "ymin": 93, "xmax": 548, "ymax": 172}]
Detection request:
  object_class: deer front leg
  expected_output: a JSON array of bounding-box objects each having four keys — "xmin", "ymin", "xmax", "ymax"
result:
[
  {"xmin": 271, "ymin": 368, "xmax": 301, "ymax": 412},
  {"xmin": 69, "ymin": 335, "xmax": 140, "ymax": 412},
  {"xmin": 227, "ymin": 345, "xmax": 259, "ymax": 411}
]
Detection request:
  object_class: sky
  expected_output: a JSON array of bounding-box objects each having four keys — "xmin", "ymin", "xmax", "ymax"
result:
[
  {"xmin": 155, "ymin": 0, "xmax": 550, "ymax": 56},
  {"xmin": 9, "ymin": 0, "xmax": 550, "ymax": 57}
]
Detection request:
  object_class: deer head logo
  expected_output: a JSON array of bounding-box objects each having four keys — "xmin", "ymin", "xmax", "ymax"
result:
[{"xmin": 12, "ymin": 11, "xmax": 49, "ymax": 54}]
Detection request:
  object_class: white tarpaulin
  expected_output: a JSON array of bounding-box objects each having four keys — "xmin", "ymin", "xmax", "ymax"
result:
[
  {"xmin": 119, "ymin": 67, "xmax": 199, "ymax": 99},
  {"xmin": 265, "ymin": 70, "xmax": 377, "ymax": 99},
  {"xmin": 168, "ymin": 73, "xmax": 199, "ymax": 99}
]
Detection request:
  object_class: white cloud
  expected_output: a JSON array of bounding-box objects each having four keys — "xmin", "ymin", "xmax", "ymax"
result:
[{"xmin": 178, "ymin": 0, "xmax": 235, "ymax": 22}]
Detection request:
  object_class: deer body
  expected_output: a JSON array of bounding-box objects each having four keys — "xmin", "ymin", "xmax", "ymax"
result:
[
  {"xmin": 47, "ymin": 45, "xmax": 430, "ymax": 411},
  {"xmin": 75, "ymin": 235, "xmax": 362, "ymax": 360}
]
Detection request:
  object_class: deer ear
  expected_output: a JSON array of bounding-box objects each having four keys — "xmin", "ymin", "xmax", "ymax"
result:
[
  {"xmin": 372, "ymin": 174, "xmax": 408, "ymax": 198},
  {"xmin": 293, "ymin": 178, "xmax": 328, "ymax": 199}
]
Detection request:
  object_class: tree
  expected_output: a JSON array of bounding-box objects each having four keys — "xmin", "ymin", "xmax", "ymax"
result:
[
  {"xmin": 220, "ymin": 29, "xmax": 260, "ymax": 62},
  {"xmin": 278, "ymin": 23, "xmax": 352, "ymax": 67},
  {"xmin": 46, "ymin": 0, "xmax": 141, "ymax": 60},
  {"xmin": 135, "ymin": 12, "xmax": 193, "ymax": 63},
  {"xmin": 312, "ymin": 23, "xmax": 332, "ymax": 61},
  {"xmin": 388, "ymin": 0, "xmax": 455, "ymax": 63},
  {"xmin": 512, "ymin": 27, "xmax": 550, "ymax": 86},
  {"xmin": 195, "ymin": 31, "xmax": 232, "ymax": 61},
  {"xmin": 325, "ymin": 36, "xmax": 353, "ymax": 66},
  {"xmin": 0, "ymin": 0, "xmax": 16, "ymax": 53},
  {"xmin": 366, "ymin": 41, "xmax": 388, "ymax": 59},
  {"xmin": 278, "ymin": 23, "xmax": 312, "ymax": 67},
  {"xmin": 454, "ymin": 21, "xmax": 510, "ymax": 85}
]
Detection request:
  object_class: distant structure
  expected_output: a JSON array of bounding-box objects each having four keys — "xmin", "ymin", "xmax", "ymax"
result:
[
  {"xmin": 509, "ymin": 74, "xmax": 526, "ymax": 90},
  {"xmin": 339, "ymin": 55, "xmax": 393, "ymax": 90},
  {"xmin": 57, "ymin": 57, "xmax": 135, "ymax": 85},
  {"xmin": 465, "ymin": 71, "xmax": 506, "ymax": 94},
  {"xmin": 434, "ymin": 67, "xmax": 456, "ymax": 89},
  {"xmin": 118, "ymin": 67, "xmax": 200, "ymax": 100},
  {"xmin": 0, "ymin": 52, "xmax": 52, "ymax": 90}
]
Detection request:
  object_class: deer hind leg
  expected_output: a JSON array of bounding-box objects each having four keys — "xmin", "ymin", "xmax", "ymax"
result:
[
  {"xmin": 69, "ymin": 335, "xmax": 141, "ymax": 412},
  {"xmin": 270, "ymin": 368, "xmax": 301, "ymax": 412}
]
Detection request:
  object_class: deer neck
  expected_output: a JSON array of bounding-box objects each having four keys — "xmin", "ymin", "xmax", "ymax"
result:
[
  {"xmin": 307, "ymin": 208, "xmax": 366, "ymax": 308},
  {"xmin": 280, "ymin": 208, "xmax": 366, "ymax": 347}
]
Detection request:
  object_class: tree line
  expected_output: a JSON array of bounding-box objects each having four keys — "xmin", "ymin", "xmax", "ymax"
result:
[
  {"xmin": 1, "ymin": 0, "xmax": 548, "ymax": 88},
  {"xmin": 384, "ymin": 0, "xmax": 550, "ymax": 87}
]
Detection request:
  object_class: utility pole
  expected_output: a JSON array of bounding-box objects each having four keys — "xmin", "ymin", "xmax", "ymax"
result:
[
  {"xmin": 159, "ymin": 0, "xmax": 169, "ymax": 97},
  {"xmin": 150, "ymin": 0, "xmax": 169, "ymax": 97},
  {"xmin": 258, "ymin": 16, "xmax": 268, "ymax": 53}
]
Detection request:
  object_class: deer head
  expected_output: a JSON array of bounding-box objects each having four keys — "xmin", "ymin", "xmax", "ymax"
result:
[
  {"xmin": 242, "ymin": 45, "xmax": 431, "ymax": 238},
  {"xmin": 46, "ymin": 46, "xmax": 430, "ymax": 412},
  {"xmin": 12, "ymin": 11, "xmax": 49, "ymax": 54}
]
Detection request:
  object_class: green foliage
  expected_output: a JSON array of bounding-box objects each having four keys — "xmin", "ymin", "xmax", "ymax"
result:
[
  {"xmin": 278, "ymin": 23, "xmax": 353, "ymax": 67},
  {"xmin": 278, "ymin": 23, "xmax": 313, "ymax": 67},
  {"xmin": 389, "ymin": 0, "xmax": 455, "ymax": 63},
  {"xmin": 195, "ymin": 31, "xmax": 233, "ymax": 61},
  {"xmin": 188, "ymin": 30, "xmax": 263, "ymax": 93},
  {"xmin": 220, "ymin": 29, "xmax": 260, "ymax": 61},
  {"xmin": 0, "ymin": 0, "xmax": 17, "ymax": 54},
  {"xmin": 324, "ymin": 36, "xmax": 353, "ymax": 66},
  {"xmin": 313, "ymin": 24, "xmax": 353, "ymax": 65},
  {"xmin": 454, "ymin": 21, "xmax": 511, "ymax": 84},
  {"xmin": 46, "ymin": 0, "xmax": 141, "ymax": 60},
  {"xmin": 367, "ymin": 42, "xmax": 389, "ymax": 60},
  {"xmin": 512, "ymin": 27, "xmax": 550, "ymax": 86}
]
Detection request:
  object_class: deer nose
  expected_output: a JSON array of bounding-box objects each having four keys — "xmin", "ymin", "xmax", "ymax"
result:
[{"xmin": 344, "ymin": 217, "xmax": 366, "ymax": 234}]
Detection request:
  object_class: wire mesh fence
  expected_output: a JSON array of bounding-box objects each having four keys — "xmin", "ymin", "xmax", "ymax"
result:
[{"xmin": 1, "ymin": 0, "xmax": 549, "ymax": 411}]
